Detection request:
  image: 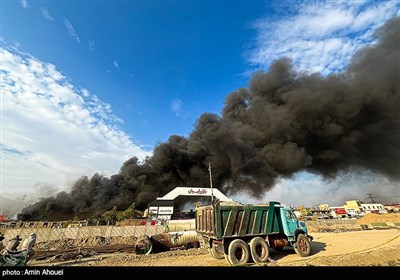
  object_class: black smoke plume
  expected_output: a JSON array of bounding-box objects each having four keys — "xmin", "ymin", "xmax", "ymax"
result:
[{"xmin": 19, "ymin": 18, "xmax": 400, "ymax": 220}]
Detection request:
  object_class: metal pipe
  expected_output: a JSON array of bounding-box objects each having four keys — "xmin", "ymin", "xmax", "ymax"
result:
[{"xmin": 150, "ymin": 231, "xmax": 200, "ymax": 253}]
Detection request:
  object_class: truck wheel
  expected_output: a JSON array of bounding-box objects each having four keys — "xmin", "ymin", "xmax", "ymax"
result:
[
  {"xmin": 223, "ymin": 241, "xmax": 233, "ymax": 265},
  {"xmin": 249, "ymin": 237, "xmax": 269, "ymax": 264},
  {"xmin": 224, "ymin": 252, "xmax": 232, "ymax": 265},
  {"xmin": 227, "ymin": 239, "xmax": 250, "ymax": 266},
  {"xmin": 294, "ymin": 234, "xmax": 311, "ymax": 257},
  {"xmin": 209, "ymin": 242, "xmax": 225, "ymax": 259}
]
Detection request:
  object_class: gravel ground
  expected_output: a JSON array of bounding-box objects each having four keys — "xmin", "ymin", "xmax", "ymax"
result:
[{"xmin": 29, "ymin": 228, "xmax": 400, "ymax": 267}]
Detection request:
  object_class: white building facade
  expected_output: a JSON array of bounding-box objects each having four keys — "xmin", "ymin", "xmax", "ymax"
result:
[{"xmin": 360, "ymin": 203, "xmax": 387, "ymax": 214}]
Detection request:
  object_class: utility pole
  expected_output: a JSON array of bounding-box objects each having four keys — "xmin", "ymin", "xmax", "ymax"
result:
[{"xmin": 208, "ymin": 162, "xmax": 214, "ymax": 204}]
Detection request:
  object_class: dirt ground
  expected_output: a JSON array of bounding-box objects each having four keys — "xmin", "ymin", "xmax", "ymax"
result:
[{"xmin": 29, "ymin": 228, "xmax": 400, "ymax": 267}]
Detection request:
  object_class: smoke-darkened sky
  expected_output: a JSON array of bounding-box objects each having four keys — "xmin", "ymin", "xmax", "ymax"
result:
[
  {"xmin": 17, "ymin": 17, "xmax": 400, "ymax": 220},
  {"xmin": 2, "ymin": 1, "xmax": 400, "ymax": 201}
]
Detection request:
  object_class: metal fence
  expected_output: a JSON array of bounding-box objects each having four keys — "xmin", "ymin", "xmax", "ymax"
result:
[
  {"xmin": 2, "ymin": 225, "xmax": 165, "ymax": 244},
  {"xmin": 305, "ymin": 220, "xmax": 400, "ymax": 232}
]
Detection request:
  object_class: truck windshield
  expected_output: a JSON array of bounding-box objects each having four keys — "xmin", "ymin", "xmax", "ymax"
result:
[{"xmin": 284, "ymin": 210, "xmax": 296, "ymax": 220}]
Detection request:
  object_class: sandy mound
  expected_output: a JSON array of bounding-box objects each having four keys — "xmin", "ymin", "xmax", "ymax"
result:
[{"xmin": 356, "ymin": 213, "xmax": 400, "ymax": 224}]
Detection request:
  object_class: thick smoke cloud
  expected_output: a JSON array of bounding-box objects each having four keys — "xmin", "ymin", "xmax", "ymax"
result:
[{"xmin": 19, "ymin": 18, "xmax": 399, "ymax": 220}]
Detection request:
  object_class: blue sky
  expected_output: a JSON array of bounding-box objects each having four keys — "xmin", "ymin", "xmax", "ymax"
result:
[{"xmin": 1, "ymin": 0, "xmax": 399, "ymax": 207}]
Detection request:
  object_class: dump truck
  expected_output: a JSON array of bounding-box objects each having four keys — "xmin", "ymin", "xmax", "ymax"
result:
[{"xmin": 195, "ymin": 200, "xmax": 313, "ymax": 266}]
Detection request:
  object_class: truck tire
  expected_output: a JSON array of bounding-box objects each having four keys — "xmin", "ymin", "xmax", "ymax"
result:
[
  {"xmin": 227, "ymin": 239, "xmax": 250, "ymax": 266},
  {"xmin": 224, "ymin": 252, "xmax": 232, "ymax": 265},
  {"xmin": 223, "ymin": 241, "xmax": 233, "ymax": 265},
  {"xmin": 209, "ymin": 242, "xmax": 225, "ymax": 259},
  {"xmin": 294, "ymin": 234, "xmax": 311, "ymax": 257},
  {"xmin": 249, "ymin": 237, "xmax": 269, "ymax": 264}
]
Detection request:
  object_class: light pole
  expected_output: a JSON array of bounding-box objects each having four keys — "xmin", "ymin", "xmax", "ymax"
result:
[{"xmin": 208, "ymin": 162, "xmax": 214, "ymax": 204}]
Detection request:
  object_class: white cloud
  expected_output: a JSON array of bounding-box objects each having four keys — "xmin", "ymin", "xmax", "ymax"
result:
[
  {"xmin": 20, "ymin": 0, "xmax": 29, "ymax": 9},
  {"xmin": 113, "ymin": 60, "xmax": 119, "ymax": 68},
  {"xmin": 0, "ymin": 45, "xmax": 151, "ymax": 197},
  {"xmin": 64, "ymin": 19, "xmax": 80, "ymax": 44},
  {"xmin": 249, "ymin": 1, "xmax": 400, "ymax": 75},
  {"xmin": 170, "ymin": 98, "xmax": 182, "ymax": 116},
  {"xmin": 88, "ymin": 40, "xmax": 95, "ymax": 51},
  {"xmin": 41, "ymin": 8, "xmax": 54, "ymax": 22}
]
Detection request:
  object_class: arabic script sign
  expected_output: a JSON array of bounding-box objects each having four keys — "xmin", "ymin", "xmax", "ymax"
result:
[{"xmin": 187, "ymin": 188, "xmax": 208, "ymax": 195}]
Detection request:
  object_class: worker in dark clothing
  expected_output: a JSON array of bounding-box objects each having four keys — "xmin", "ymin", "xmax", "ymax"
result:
[{"xmin": 5, "ymin": 235, "xmax": 22, "ymax": 251}]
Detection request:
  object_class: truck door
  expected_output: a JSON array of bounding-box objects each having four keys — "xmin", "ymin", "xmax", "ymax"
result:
[{"xmin": 283, "ymin": 210, "xmax": 299, "ymax": 238}]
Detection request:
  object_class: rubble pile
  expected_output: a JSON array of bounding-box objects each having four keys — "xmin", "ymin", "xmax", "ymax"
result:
[
  {"xmin": 36, "ymin": 236, "xmax": 137, "ymax": 251},
  {"xmin": 219, "ymin": 201, "xmax": 243, "ymax": 206},
  {"xmin": 49, "ymin": 250, "xmax": 98, "ymax": 263},
  {"xmin": 91, "ymin": 247, "xmax": 208, "ymax": 266}
]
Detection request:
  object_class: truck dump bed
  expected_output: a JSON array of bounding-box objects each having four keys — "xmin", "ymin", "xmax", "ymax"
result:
[{"xmin": 196, "ymin": 201, "xmax": 284, "ymax": 240}]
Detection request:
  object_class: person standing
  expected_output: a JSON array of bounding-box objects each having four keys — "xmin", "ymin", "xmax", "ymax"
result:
[{"xmin": 21, "ymin": 233, "xmax": 36, "ymax": 256}]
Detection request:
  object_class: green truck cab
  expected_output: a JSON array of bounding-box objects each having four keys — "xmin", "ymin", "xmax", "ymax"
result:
[{"xmin": 195, "ymin": 200, "xmax": 313, "ymax": 266}]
